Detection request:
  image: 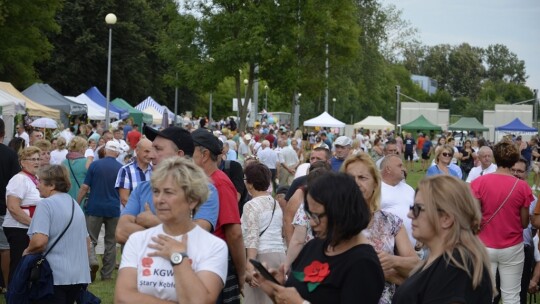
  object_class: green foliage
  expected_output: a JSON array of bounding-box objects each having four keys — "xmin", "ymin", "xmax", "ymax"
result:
[{"xmin": 0, "ymin": 0, "xmax": 62, "ymax": 88}]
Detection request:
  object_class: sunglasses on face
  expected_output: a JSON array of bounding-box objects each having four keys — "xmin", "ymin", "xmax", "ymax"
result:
[
  {"xmin": 441, "ymin": 152, "xmax": 452, "ymax": 157},
  {"xmin": 409, "ymin": 204, "xmax": 425, "ymax": 218}
]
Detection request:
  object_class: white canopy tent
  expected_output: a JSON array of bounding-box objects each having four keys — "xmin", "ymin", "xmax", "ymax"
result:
[
  {"xmin": 303, "ymin": 111, "xmax": 346, "ymax": 128},
  {"xmin": 354, "ymin": 116, "xmax": 394, "ymax": 130},
  {"xmin": 141, "ymin": 106, "xmax": 163, "ymax": 125},
  {"xmin": 0, "ymin": 90, "xmax": 26, "ymax": 143},
  {"xmin": 66, "ymin": 94, "xmax": 119, "ymax": 120}
]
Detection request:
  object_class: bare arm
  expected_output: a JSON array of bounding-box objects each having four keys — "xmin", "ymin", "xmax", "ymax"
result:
[
  {"xmin": 24, "ymin": 233, "xmax": 49, "ymax": 255},
  {"xmin": 193, "ymin": 219, "xmax": 212, "ymax": 232},
  {"xmin": 118, "ymin": 188, "xmax": 130, "ymax": 208},
  {"xmin": 283, "ymin": 190, "xmax": 303, "ymax": 245},
  {"xmin": 115, "ymin": 215, "xmax": 145, "ymax": 245},
  {"xmin": 223, "ymin": 223, "xmax": 246, "ymax": 294},
  {"xmin": 285, "ymin": 225, "xmax": 307, "ymax": 274},
  {"xmin": 377, "ymin": 225, "xmax": 419, "ymax": 284},
  {"xmin": 522, "ymin": 207, "xmax": 530, "ymax": 229},
  {"xmin": 6, "ymin": 196, "xmax": 31, "ymax": 226},
  {"xmin": 85, "ymin": 156, "xmax": 93, "ymax": 169},
  {"xmin": 77, "ymin": 184, "xmax": 90, "ymax": 205},
  {"xmin": 115, "ymin": 268, "xmax": 177, "ymax": 304}
]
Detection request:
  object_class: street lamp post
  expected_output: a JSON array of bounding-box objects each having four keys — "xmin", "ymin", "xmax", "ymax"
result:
[
  {"xmin": 332, "ymin": 98, "xmax": 336, "ymax": 116},
  {"xmin": 264, "ymin": 85, "xmax": 269, "ymax": 111},
  {"xmin": 104, "ymin": 13, "xmax": 117, "ymax": 130},
  {"xmin": 293, "ymin": 92, "xmax": 301, "ymax": 130}
]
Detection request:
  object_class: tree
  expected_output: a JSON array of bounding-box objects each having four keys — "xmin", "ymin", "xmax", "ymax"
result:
[
  {"xmin": 0, "ymin": 0, "xmax": 62, "ymax": 88},
  {"xmin": 484, "ymin": 44, "xmax": 527, "ymax": 84}
]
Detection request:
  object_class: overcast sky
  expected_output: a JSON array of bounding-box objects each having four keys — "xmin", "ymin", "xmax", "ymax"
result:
[{"xmin": 382, "ymin": 0, "xmax": 540, "ymax": 96}]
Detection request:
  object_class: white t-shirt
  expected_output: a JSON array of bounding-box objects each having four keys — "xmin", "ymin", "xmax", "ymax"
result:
[
  {"xmin": 120, "ymin": 224, "xmax": 228, "ymax": 302},
  {"xmin": 465, "ymin": 163, "xmax": 497, "ymax": 183},
  {"xmin": 3, "ymin": 173, "xmax": 41, "ymax": 228},
  {"xmin": 50, "ymin": 149, "xmax": 68, "ymax": 165},
  {"xmin": 380, "ymin": 181, "xmax": 416, "ymax": 246},
  {"xmin": 84, "ymin": 148, "xmax": 94, "ymax": 158}
]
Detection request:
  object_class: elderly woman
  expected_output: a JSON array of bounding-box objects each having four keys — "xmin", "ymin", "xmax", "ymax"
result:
[
  {"xmin": 24, "ymin": 165, "xmax": 91, "ymax": 302},
  {"xmin": 61, "ymin": 136, "xmax": 89, "ymax": 202},
  {"xmin": 3, "ymin": 146, "xmax": 41, "ymax": 281},
  {"xmin": 242, "ymin": 162, "xmax": 286, "ymax": 303},
  {"xmin": 34, "ymin": 139, "xmax": 52, "ymax": 167},
  {"xmin": 471, "ymin": 141, "xmax": 533, "ymax": 303},
  {"xmin": 426, "ymin": 144, "xmax": 461, "ymax": 177},
  {"xmin": 50, "ymin": 137, "xmax": 68, "ymax": 165},
  {"xmin": 256, "ymin": 172, "xmax": 385, "ymax": 303},
  {"xmin": 392, "ymin": 175, "xmax": 493, "ymax": 303},
  {"xmin": 115, "ymin": 157, "xmax": 228, "ymax": 303},
  {"xmin": 342, "ymin": 153, "xmax": 418, "ymax": 303}
]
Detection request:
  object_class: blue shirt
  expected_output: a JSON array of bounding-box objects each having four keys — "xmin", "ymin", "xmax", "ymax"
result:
[
  {"xmin": 115, "ymin": 160, "xmax": 152, "ymax": 191},
  {"xmin": 426, "ymin": 164, "xmax": 460, "ymax": 178},
  {"xmin": 122, "ymin": 181, "xmax": 219, "ymax": 230},
  {"xmin": 330, "ymin": 157, "xmax": 344, "ymax": 172},
  {"xmin": 84, "ymin": 156, "xmax": 123, "ymax": 217},
  {"xmin": 422, "ymin": 141, "xmax": 433, "ymax": 154}
]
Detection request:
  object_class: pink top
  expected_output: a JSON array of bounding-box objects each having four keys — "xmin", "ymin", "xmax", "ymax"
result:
[{"xmin": 471, "ymin": 173, "xmax": 533, "ymax": 249}]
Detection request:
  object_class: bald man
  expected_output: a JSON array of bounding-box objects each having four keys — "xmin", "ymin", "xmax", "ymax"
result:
[{"xmin": 115, "ymin": 138, "xmax": 154, "ymax": 208}]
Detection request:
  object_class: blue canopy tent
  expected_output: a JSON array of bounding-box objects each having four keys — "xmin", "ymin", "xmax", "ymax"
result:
[
  {"xmin": 495, "ymin": 118, "xmax": 537, "ymax": 133},
  {"xmin": 85, "ymin": 87, "xmax": 129, "ymax": 120}
]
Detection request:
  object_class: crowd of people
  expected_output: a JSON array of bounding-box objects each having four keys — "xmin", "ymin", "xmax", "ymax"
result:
[{"xmin": 2, "ymin": 115, "xmax": 540, "ymax": 303}]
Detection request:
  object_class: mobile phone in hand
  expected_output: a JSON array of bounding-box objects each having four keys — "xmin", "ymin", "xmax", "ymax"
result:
[{"xmin": 249, "ymin": 259, "xmax": 281, "ymax": 285}]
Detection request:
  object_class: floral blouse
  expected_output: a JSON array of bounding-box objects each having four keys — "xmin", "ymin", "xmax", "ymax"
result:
[
  {"xmin": 362, "ymin": 210, "xmax": 403, "ymax": 304},
  {"xmin": 292, "ymin": 203, "xmax": 314, "ymax": 243}
]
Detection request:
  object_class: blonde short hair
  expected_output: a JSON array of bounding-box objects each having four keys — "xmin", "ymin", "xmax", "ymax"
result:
[
  {"xmin": 19, "ymin": 146, "xmax": 42, "ymax": 161},
  {"xmin": 33, "ymin": 139, "xmax": 51, "ymax": 152},
  {"xmin": 56, "ymin": 136, "xmax": 67, "ymax": 150},
  {"xmin": 68, "ymin": 136, "xmax": 88, "ymax": 153},
  {"xmin": 151, "ymin": 157, "xmax": 209, "ymax": 212}
]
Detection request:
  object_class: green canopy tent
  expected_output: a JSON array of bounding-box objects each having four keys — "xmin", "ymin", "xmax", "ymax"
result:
[
  {"xmin": 448, "ymin": 117, "xmax": 488, "ymax": 131},
  {"xmin": 401, "ymin": 115, "xmax": 442, "ymax": 131},
  {"xmin": 111, "ymin": 98, "xmax": 153, "ymax": 130}
]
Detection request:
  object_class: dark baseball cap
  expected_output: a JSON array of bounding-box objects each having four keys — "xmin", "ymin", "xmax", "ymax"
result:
[
  {"xmin": 144, "ymin": 126, "xmax": 194, "ymax": 156},
  {"xmin": 192, "ymin": 128, "xmax": 223, "ymax": 156}
]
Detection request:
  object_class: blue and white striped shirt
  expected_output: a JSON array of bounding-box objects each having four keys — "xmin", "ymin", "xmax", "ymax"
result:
[{"xmin": 115, "ymin": 159, "xmax": 153, "ymax": 192}]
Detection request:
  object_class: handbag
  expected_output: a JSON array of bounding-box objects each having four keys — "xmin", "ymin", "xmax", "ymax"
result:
[{"xmin": 480, "ymin": 178, "xmax": 519, "ymax": 231}]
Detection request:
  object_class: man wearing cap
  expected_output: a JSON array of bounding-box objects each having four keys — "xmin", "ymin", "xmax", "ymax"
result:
[
  {"xmin": 191, "ymin": 128, "xmax": 246, "ymax": 304},
  {"xmin": 77, "ymin": 140, "xmax": 123, "ymax": 281},
  {"xmin": 330, "ymin": 136, "xmax": 352, "ymax": 171},
  {"xmin": 115, "ymin": 126, "xmax": 219, "ymax": 245}
]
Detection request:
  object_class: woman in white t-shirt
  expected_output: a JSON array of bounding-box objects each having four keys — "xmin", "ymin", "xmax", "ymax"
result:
[
  {"xmin": 3, "ymin": 146, "xmax": 42, "ymax": 282},
  {"xmin": 115, "ymin": 157, "xmax": 227, "ymax": 303},
  {"xmin": 50, "ymin": 136, "xmax": 68, "ymax": 165}
]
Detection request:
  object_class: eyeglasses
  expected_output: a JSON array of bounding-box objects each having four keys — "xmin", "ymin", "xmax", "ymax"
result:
[
  {"xmin": 410, "ymin": 203, "xmax": 444, "ymax": 218},
  {"xmin": 305, "ymin": 211, "xmax": 326, "ymax": 225},
  {"xmin": 441, "ymin": 152, "xmax": 452, "ymax": 157},
  {"xmin": 24, "ymin": 158, "xmax": 41, "ymax": 162},
  {"xmin": 512, "ymin": 169, "xmax": 526, "ymax": 175},
  {"xmin": 409, "ymin": 204, "xmax": 426, "ymax": 218}
]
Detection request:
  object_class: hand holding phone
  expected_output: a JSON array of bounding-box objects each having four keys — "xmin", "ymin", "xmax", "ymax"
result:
[{"xmin": 249, "ymin": 259, "xmax": 281, "ymax": 285}]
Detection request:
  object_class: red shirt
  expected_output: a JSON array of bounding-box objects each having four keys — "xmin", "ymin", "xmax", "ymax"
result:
[
  {"xmin": 210, "ymin": 170, "xmax": 241, "ymax": 240},
  {"xmin": 126, "ymin": 129, "xmax": 142, "ymax": 150},
  {"xmin": 417, "ymin": 136, "xmax": 425, "ymax": 150}
]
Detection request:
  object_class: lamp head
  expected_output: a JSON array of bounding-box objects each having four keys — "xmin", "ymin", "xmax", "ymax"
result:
[{"xmin": 105, "ymin": 13, "xmax": 117, "ymax": 25}]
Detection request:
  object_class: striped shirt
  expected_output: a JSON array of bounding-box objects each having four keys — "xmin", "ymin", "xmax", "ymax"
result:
[{"xmin": 115, "ymin": 159, "xmax": 152, "ymax": 191}]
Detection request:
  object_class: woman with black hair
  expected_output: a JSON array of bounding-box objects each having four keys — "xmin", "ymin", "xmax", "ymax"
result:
[{"xmin": 255, "ymin": 172, "xmax": 385, "ymax": 304}]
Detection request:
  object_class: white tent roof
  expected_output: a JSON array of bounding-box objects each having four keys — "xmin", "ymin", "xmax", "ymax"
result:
[
  {"xmin": 141, "ymin": 106, "xmax": 163, "ymax": 125},
  {"xmin": 303, "ymin": 111, "xmax": 346, "ymax": 128},
  {"xmin": 354, "ymin": 116, "xmax": 394, "ymax": 130},
  {"xmin": 136, "ymin": 96, "xmax": 174, "ymax": 121},
  {"xmin": 0, "ymin": 90, "xmax": 25, "ymax": 116},
  {"xmin": 66, "ymin": 94, "xmax": 119, "ymax": 120}
]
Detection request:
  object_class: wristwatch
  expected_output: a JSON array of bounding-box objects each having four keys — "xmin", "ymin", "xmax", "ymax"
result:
[{"xmin": 170, "ymin": 252, "xmax": 188, "ymax": 266}]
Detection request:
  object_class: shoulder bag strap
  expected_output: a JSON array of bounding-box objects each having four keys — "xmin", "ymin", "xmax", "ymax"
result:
[
  {"xmin": 259, "ymin": 198, "xmax": 277, "ymax": 237},
  {"xmin": 43, "ymin": 199, "xmax": 75, "ymax": 258},
  {"xmin": 480, "ymin": 178, "xmax": 519, "ymax": 231},
  {"xmin": 67, "ymin": 159, "xmax": 81, "ymax": 188}
]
